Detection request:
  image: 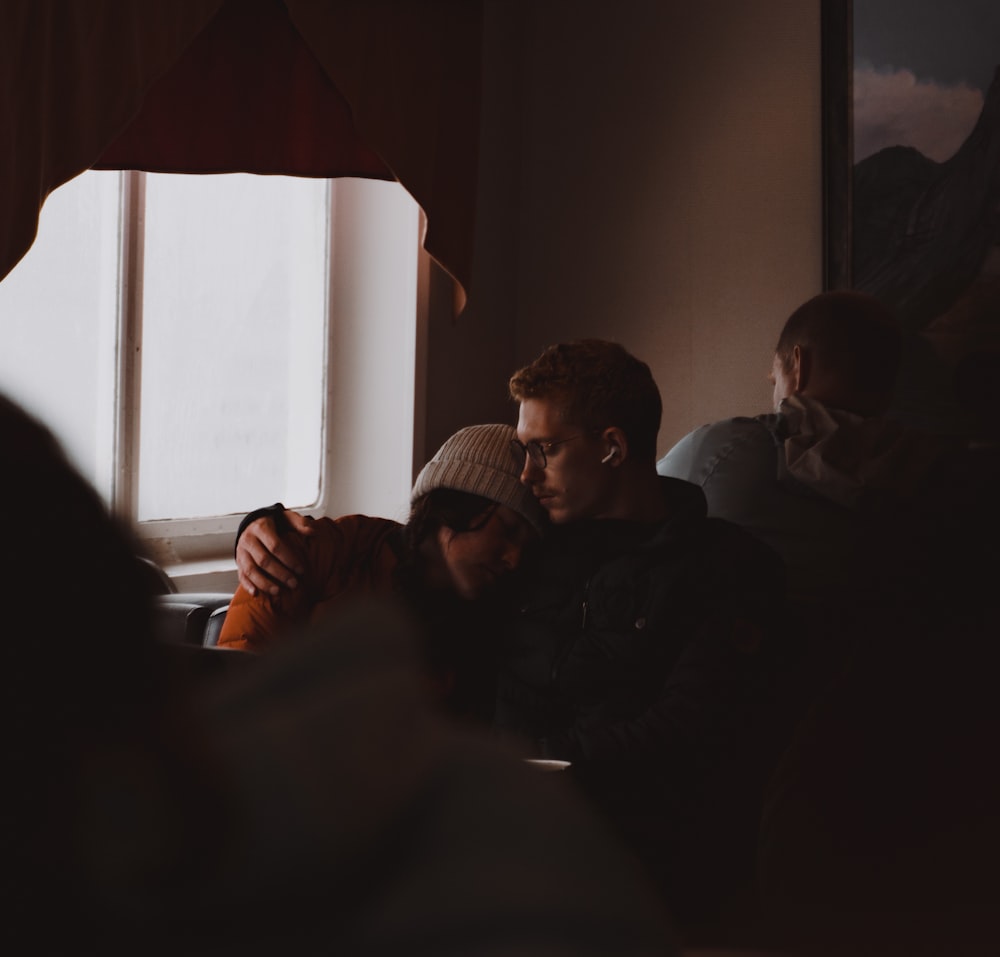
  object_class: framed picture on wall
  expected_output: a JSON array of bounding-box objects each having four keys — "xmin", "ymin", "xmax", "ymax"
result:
[{"xmin": 822, "ymin": 0, "xmax": 1000, "ymax": 431}]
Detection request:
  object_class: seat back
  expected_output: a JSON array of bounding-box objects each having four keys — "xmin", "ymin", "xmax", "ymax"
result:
[
  {"xmin": 136, "ymin": 555, "xmax": 178, "ymax": 595},
  {"xmin": 153, "ymin": 592, "xmax": 233, "ymax": 646},
  {"xmin": 203, "ymin": 602, "xmax": 230, "ymax": 647}
]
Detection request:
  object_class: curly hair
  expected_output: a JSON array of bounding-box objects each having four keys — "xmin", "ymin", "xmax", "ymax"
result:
[{"xmin": 508, "ymin": 339, "xmax": 662, "ymax": 462}]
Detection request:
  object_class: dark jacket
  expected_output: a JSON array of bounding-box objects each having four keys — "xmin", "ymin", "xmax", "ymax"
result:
[{"xmin": 494, "ymin": 476, "xmax": 786, "ymax": 923}]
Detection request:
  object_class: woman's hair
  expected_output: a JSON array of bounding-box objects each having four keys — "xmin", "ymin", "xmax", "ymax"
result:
[
  {"xmin": 394, "ymin": 489, "xmax": 501, "ymax": 608},
  {"xmin": 400, "ymin": 487, "xmax": 499, "ymax": 553}
]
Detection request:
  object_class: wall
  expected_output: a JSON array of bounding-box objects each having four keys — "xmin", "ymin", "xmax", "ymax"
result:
[{"xmin": 425, "ymin": 0, "xmax": 824, "ymax": 460}]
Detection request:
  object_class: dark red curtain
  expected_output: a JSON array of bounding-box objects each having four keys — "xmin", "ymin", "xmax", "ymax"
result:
[{"xmin": 0, "ymin": 0, "xmax": 482, "ymax": 309}]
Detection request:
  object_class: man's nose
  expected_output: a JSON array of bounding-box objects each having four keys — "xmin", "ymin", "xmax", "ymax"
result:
[{"xmin": 519, "ymin": 458, "xmax": 541, "ymax": 484}]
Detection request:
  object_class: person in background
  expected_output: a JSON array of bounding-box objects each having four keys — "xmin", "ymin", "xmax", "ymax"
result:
[
  {"xmin": 657, "ymin": 293, "xmax": 998, "ymax": 954},
  {"xmin": 753, "ymin": 342, "xmax": 1000, "ymax": 957},
  {"xmin": 236, "ymin": 341, "xmax": 788, "ymax": 942},
  {"xmin": 657, "ymin": 291, "xmax": 959, "ymax": 704},
  {"xmin": 219, "ymin": 423, "xmax": 547, "ymax": 720},
  {"xmin": 3, "ymin": 392, "xmax": 681, "ymax": 956}
]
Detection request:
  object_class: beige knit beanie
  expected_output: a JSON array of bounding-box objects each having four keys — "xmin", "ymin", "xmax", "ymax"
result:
[{"xmin": 410, "ymin": 424, "xmax": 547, "ymax": 534}]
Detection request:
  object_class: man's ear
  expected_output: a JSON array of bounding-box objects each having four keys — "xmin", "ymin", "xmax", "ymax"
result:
[
  {"xmin": 598, "ymin": 426, "xmax": 628, "ymax": 465},
  {"xmin": 791, "ymin": 344, "xmax": 810, "ymax": 393}
]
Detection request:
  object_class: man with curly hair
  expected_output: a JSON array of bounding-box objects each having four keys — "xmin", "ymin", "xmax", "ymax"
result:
[{"xmin": 498, "ymin": 339, "xmax": 785, "ymax": 933}]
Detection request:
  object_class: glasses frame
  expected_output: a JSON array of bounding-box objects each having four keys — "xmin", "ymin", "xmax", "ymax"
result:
[{"xmin": 509, "ymin": 433, "xmax": 590, "ymax": 470}]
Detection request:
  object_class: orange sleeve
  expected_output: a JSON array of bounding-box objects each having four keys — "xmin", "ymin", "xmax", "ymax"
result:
[
  {"xmin": 216, "ymin": 521, "xmax": 340, "ymax": 651},
  {"xmin": 216, "ymin": 582, "xmax": 309, "ymax": 652},
  {"xmin": 217, "ymin": 515, "xmax": 397, "ymax": 651}
]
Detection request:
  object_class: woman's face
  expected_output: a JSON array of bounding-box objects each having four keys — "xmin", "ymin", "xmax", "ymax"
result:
[{"xmin": 437, "ymin": 505, "xmax": 536, "ymax": 600}]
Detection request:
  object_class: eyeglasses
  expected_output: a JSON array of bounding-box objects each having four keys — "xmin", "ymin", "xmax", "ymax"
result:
[{"xmin": 509, "ymin": 433, "xmax": 588, "ymax": 469}]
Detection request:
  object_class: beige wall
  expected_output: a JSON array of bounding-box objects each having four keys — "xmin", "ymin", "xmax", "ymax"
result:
[{"xmin": 425, "ymin": 0, "xmax": 824, "ymax": 460}]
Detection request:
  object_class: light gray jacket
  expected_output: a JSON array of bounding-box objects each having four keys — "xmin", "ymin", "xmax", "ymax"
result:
[{"xmin": 657, "ymin": 396, "xmax": 955, "ymax": 608}]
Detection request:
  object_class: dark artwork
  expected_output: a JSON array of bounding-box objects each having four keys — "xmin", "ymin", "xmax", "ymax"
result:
[{"xmin": 825, "ymin": 0, "xmax": 1000, "ymax": 433}]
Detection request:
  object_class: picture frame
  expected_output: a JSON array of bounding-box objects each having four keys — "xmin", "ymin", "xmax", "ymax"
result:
[
  {"xmin": 822, "ymin": 0, "xmax": 1000, "ymax": 430},
  {"xmin": 821, "ymin": 0, "xmax": 851, "ymax": 291}
]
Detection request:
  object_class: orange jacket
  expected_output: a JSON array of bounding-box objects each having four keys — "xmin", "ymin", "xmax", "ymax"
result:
[{"xmin": 218, "ymin": 514, "xmax": 402, "ymax": 652}]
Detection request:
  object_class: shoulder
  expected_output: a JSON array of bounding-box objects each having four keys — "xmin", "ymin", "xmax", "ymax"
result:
[
  {"xmin": 699, "ymin": 516, "xmax": 786, "ymax": 613},
  {"xmin": 703, "ymin": 513, "xmax": 785, "ymax": 577},
  {"xmin": 305, "ymin": 515, "xmax": 403, "ymax": 564},
  {"xmin": 659, "ymin": 472, "xmax": 707, "ymax": 506},
  {"xmin": 635, "ymin": 509, "xmax": 785, "ymax": 634},
  {"xmin": 653, "ymin": 478, "xmax": 778, "ymax": 573},
  {"xmin": 702, "ymin": 513, "xmax": 781, "ymax": 562},
  {"xmin": 311, "ymin": 513, "xmax": 400, "ymax": 537}
]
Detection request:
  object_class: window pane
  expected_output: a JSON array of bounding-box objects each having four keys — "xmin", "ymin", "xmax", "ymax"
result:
[
  {"xmin": 0, "ymin": 172, "xmax": 121, "ymax": 501},
  {"xmin": 138, "ymin": 173, "xmax": 329, "ymax": 521}
]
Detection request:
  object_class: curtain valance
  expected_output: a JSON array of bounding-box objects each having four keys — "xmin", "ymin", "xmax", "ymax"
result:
[{"xmin": 0, "ymin": 0, "xmax": 482, "ymax": 309}]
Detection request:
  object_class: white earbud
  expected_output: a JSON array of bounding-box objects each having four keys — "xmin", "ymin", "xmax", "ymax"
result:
[{"xmin": 600, "ymin": 449, "xmax": 617, "ymax": 464}]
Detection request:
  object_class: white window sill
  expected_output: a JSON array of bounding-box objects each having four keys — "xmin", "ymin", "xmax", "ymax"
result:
[{"xmin": 162, "ymin": 558, "xmax": 238, "ymax": 595}]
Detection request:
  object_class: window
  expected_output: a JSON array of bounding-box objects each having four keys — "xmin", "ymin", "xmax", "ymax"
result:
[{"xmin": 0, "ymin": 170, "xmax": 422, "ymax": 587}]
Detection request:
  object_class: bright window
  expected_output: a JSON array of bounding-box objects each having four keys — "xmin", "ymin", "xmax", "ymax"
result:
[
  {"xmin": 138, "ymin": 172, "xmax": 328, "ymax": 521},
  {"xmin": 0, "ymin": 171, "xmax": 121, "ymax": 495},
  {"xmin": 0, "ymin": 170, "xmax": 422, "ymax": 585}
]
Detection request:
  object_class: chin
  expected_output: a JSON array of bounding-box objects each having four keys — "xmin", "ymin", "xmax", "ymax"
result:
[
  {"xmin": 460, "ymin": 574, "xmax": 497, "ymax": 601},
  {"xmin": 543, "ymin": 505, "xmax": 573, "ymax": 525}
]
